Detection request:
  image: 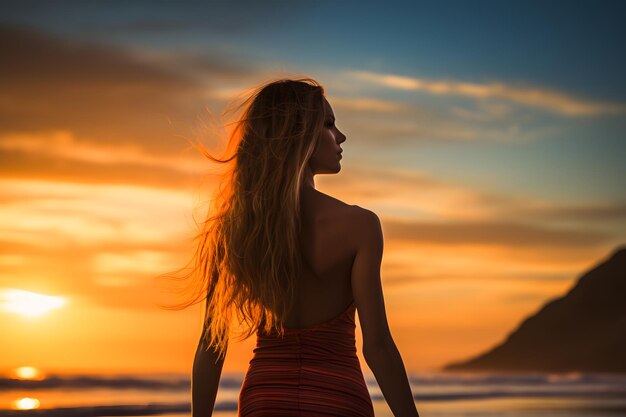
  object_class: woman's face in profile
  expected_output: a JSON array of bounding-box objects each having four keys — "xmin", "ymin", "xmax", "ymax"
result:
[{"xmin": 308, "ymin": 98, "xmax": 346, "ymax": 174}]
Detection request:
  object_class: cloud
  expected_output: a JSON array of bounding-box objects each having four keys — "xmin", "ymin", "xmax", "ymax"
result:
[
  {"xmin": 348, "ymin": 70, "xmax": 626, "ymax": 116},
  {"xmin": 0, "ymin": 24, "xmax": 254, "ymax": 150},
  {"xmin": 509, "ymin": 201, "xmax": 626, "ymax": 222},
  {"xmin": 0, "ymin": 126, "xmax": 233, "ymax": 190},
  {"xmin": 92, "ymin": 251, "xmax": 173, "ymax": 277},
  {"xmin": 62, "ymin": 0, "xmax": 315, "ymax": 37},
  {"xmin": 0, "ymin": 178, "xmax": 195, "ymax": 245},
  {"xmin": 0, "ymin": 130, "xmax": 207, "ymax": 173},
  {"xmin": 320, "ymin": 165, "xmax": 626, "ymax": 225},
  {"xmin": 330, "ymin": 96, "xmax": 407, "ymax": 113},
  {"xmin": 450, "ymin": 101, "xmax": 515, "ymax": 122},
  {"xmin": 0, "ymin": 177, "xmax": 213, "ymax": 311},
  {"xmin": 322, "ymin": 86, "xmax": 562, "ymax": 146},
  {"xmin": 382, "ymin": 218, "xmax": 612, "ymax": 248},
  {"xmin": 0, "ymin": 147, "xmax": 195, "ymax": 190}
]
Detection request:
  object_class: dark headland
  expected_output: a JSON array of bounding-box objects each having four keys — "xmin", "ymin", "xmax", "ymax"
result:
[{"xmin": 442, "ymin": 245, "xmax": 626, "ymax": 374}]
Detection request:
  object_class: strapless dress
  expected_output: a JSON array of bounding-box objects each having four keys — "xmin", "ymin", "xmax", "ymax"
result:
[{"xmin": 238, "ymin": 300, "xmax": 375, "ymax": 416}]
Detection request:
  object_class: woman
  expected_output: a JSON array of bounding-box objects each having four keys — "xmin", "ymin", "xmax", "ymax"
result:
[{"xmin": 174, "ymin": 78, "xmax": 419, "ymax": 416}]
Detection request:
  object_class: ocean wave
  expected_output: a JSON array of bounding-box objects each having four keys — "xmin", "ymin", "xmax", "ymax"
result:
[{"xmin": 0, "ymin": 374, "xmax": 242, "ymax": 392}]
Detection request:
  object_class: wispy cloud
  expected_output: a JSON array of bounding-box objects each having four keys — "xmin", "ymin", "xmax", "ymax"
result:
[
  {"xmin": 321, "ymin": 165, "xmax": 626, "ymax": 225},
  {"xmin": 0, "ymin": 130, "xmax": 206, "ymax": 173},
  {"xmin": 331, "ymin": 96, "xmax": 407, "ymax": 113},
  {"xmin": 509, "ymin": 201, "xmax": 626, "ymax": 222},
  {"xmin": 0, "ymin": 179, "xmax": 195, "ymax": 246},
  {"xmin": 348, "ymin": 70, "xmax": 626, "ymax": 116},
  {"xmin": 324, "ymin": 82, "xmax": 562, "ymax": 145},
  {"xmin": 382, "ymin": 218, "xmax": 611, "ymax": 248}
]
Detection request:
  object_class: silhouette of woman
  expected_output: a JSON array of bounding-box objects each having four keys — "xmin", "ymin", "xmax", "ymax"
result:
[{"xmin": 166, "ymin": 78, "xmax": 419, "ymax": 416}]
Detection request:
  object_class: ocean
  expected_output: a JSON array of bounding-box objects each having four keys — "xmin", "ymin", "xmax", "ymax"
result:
[{"xmin": 1, "ymin": 371, "xmax": 625, "ymax": 416}]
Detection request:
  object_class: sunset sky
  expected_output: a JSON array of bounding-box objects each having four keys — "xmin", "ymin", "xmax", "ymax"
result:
[{"xmin": 1, "ymin": 1, "xmax": 625, "ymax": 377}]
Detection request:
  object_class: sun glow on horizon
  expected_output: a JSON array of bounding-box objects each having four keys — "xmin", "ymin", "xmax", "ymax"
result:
[
  {"xmin": 0, "ymin": 289, "xmax": 67, "ymax": 317},
  {"xmin": 13, "ymin": 397, "xmax": 40, "ymax": 410},
  {"xmin": 14, "ymin": 366, "xmax": 45, "ymax": 380}
]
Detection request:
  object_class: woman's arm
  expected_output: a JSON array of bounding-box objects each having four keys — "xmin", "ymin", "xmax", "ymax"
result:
[
  {"xmin": 192, "ymin": 336, "xmax": 227, "ymax": 417},
  {"xmin": 351, "ymin": 208, "xmax": 420, "ymax": 417},
  {"xmin": 364, "ymin": 340, "xmax": 417, "ymax": 417},
  {"xmin": 191, "ymin": 294, "xmax": 227, "ymax": 417}
]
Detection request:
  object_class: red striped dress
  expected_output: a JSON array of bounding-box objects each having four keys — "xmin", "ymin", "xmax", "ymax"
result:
[{"xmin": 238, "ymin": 300, "xmax": 375, "ymax": 416}]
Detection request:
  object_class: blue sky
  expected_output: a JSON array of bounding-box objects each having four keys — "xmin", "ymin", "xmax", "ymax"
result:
[{"xmin": 5, "ymin": 0, "xmax": 626, "ymax": 96}]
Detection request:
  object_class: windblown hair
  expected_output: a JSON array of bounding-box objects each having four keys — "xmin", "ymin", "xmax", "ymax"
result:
[{"xmin": 157, "ymin": 78, "xmax": 327, "ymax": 361}]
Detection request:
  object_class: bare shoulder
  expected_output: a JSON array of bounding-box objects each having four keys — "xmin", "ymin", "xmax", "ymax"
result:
[
  {"xmin": 305, "ymin": 190, "xmax": 380, "ymax": 242},
  {"xmin": 348, "ymin": 204, "xmax": 382, "ymax": 236},
  {"xmin": 308, "ymin": 190, "xmax": 356, "ymax": 219},
  {"xmin": 341, "ymin": 205, "xmax": 383, "ymax": 267},
  {"xmin": 349, "ymin": 204, "xmax": 379, "ymax": 221}
]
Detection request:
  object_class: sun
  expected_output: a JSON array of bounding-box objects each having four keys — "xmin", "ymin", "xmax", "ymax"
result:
[
  {"xmin": 0, "ymin": 289, "xmax": 67, "ymax": 317},
  {"xmin": 13, "ymin": 397, "xmax": 40, "ymax": 410},
  {"xmin": 14, "ymin": 366, "xmax": 45, "ymax": 380}
]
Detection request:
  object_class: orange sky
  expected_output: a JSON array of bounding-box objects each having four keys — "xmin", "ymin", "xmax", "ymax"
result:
[{"xmin": 1, "ymin": 22, "xmax": 625, "ymax": 376}]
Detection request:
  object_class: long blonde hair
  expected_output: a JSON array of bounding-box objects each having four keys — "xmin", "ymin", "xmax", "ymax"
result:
[{"xmin": 158, "ymin": 77, "xmax": 327, "ymax": 361}]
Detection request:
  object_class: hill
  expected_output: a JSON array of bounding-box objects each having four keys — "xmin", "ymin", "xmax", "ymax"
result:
[{"xmin": 442, "ymin": 246, "xmax": 626, "ymax": 374}]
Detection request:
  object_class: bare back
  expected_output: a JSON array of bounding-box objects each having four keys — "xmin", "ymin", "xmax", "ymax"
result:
[
  {"xmin": 286, "ymin": 186, "xmax": 394, "ymax": 354},
  {"xmin": 283, "ymin": 188, "xmax": 358, "ymax": 328}
]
